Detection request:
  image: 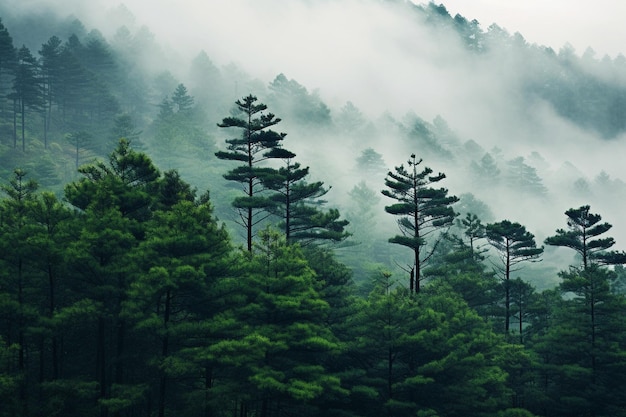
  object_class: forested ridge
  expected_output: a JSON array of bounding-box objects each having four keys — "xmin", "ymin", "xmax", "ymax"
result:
[{"xmin": 2, "ymin": 2, "xmax": 626, "ymax": 416}]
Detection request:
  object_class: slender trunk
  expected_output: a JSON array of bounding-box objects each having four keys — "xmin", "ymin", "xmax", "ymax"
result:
[
  {"xmin": 204, "ymin": 366, "xmax": 213, "ymax": 417},
  {"xmin": 246, "ymin": 115, "xmax": 253, "ymax": 252},
  {"xmin": 388, "ymin": 347, "xmax": 393, "ymax": 403},
  {"xmin": 505, "ymin": 281, "xmax": 510, "ymax": 332},
  {"xmin": 590, "ymin": 277, "xmax": 596, "ymax": 382},
  {"xmin": 505, "ymin": 246, "xmax": 511, "ymax": 333},
  {"xmin": 414, "ymin": 248, "xmax": 420, "ymax": 293},
  {"xmin": 43, "ymin": 90, "xmax": 49, "ymax": 149},
  {"xmin": 97, "ymin": 317, "xmax": 108, "ymax": 417},
  {"xmin": 13, "ymin": 98, "xmax": 17, "ymax": 148},
  {"xmin": 18, "ymin": 257, "xmax": 28, "ymax": 417},
  {"xmin": 285, "ymin": 184, "xmax": 291, "ymax": 243},
  {"xmin": 48, "ymin": 262, "xmax": 59, "ymax": 379},
  {"xmin": 21, "ymin": 100, "xmax": 25, "ymax": 152},
  {"xmin": 158, "ymin": 289, "xmax": 171, "ymax": 417},
  {"xmin": 413, "ymin": 165, "xmax": 421, "ymax": 294},
  {"xmin": 519, "ymin": 302, "xmax": 523, "ymax": 344}
]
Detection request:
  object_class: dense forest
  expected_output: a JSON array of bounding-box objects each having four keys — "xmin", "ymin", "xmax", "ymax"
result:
[{"xmin": 2, "ymin": 1, "xmax": 626, "ymax": 416}]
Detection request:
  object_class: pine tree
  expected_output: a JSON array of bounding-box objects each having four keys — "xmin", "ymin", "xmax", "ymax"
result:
[
  {"xmin": 0, "ymin": 19, "xmax": 16, "ymax": 141},
  {"xmin": 382, "ymin": 154, "xmax": 458, "ymax": 293},
  {"xmin": 227, "ymin": 228, "xmax": 341, "ymax": 417},
  {"xmin": 0, "ymin": 169, "xmax": 38, "ymax": 415},
  {"xmin": 10, "ymin": 46, "xmax": 42, "ymax": 151},
  {"xmin": 63, "ymin": 139, "xmax": 160, "ymax": 416},
  {"xmin": 38, "ymin": 36, "xmax": 63, "ymax": 149},
  {"xmin": 545, "ymin": 205, "xmax": 626, "ymax": 269},
  {"xmin": 215, "ymin": 95, "xmax": 286, "ymax": 251},
  {"xmin": 486, "ymin": 220, "xmax": 543, "ymax": 333},
  {"xmin": 124, "ymin": 192, "xmax": 231, "ymax": 417},
  {"xmin": 263, "ymin": 148, "xmax": 349, "ymax": 245}
]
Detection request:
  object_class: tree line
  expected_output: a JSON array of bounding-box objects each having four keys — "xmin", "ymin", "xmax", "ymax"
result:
[{"xmin": 2, "ymin": 95, "xmax": 626, "ymax": 417}]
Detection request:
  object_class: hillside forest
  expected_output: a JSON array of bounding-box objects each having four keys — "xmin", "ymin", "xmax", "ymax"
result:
[{"xmin": 2, "ymin": 2, "xmax": 626, "ymax": 417}]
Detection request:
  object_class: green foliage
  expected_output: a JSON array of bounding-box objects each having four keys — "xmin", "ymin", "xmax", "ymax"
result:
[
  {"xmin": 486, "ymin": 220, "xmax": 543, "ymax": 333},
  {"xmin": 216, "ymin": 95, "xmax": 286, "ymax": 251},
  {"xmin": 545, "ymin": 205, "xmax": 626, "ymax": 268},
  {"xmin": 267, "ymin": 73, "xmax": 331, "ymax": 128},
  {"xmin": 382, "ymin": 153, "xmax": 459, "ymax": 292},
  {"xmin": 3, "ymin": 9, "xmax": 626, "ymax": 417}
]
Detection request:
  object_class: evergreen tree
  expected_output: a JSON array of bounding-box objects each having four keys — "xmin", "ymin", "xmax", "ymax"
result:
[
  {"xmin": 545, "ymin": 205, "xmax": 626, "ymax": 269},
  {"xmin": 66, "ymin": 130, "xmax": 92, "ymax": 169},
  {"xmin": 486, "ymin": 220, "xmax": 543, "ymax": 334},
  {"xmin": 505, "ymin": 157, "xmax": 547, "ymax": 197},
  {"xmin": 215, "ymin": 95, "xmax": 286, "ymax": 251},
  {"xmin": 458, "ymin": 212, "xmax": 487, "ymax": 257},
  {"xmin": 55, "ymin": 37, "xmax": 92, "ymax": 133},
  {"xmin": 27, "ymin": 191, "xmax": 72, "ymax": 382},
  {"xmin": 231, "ymin": 228, "xmax": 342, "ymax": 417},
  {"xmin": 0, "ymin": 19, "xmax": 16, "ymax": 143},
  {"xmin": 530, "ymin": 266, "xmax": 626, "ymax": 416},
  {"xmin": 0, "ymin": 169, "xmax": 39, "ymax": 416},
  {"xmin": 382, "ymin": 154, "xmax": 458, "ymax": 293},
  {"xmin": 355, "ymin": 147, "xmax": 387, "ymax": 179},
  {"xmin": 10, "ymin": 46, "xmax": 42, "ymax": 151},
  {"xmin": 470, "ymin": 152, "xmax": 500, "ymax": 186},
  {"xmin": 110, "ymin": 113, "xmax": 142, "ymax": 148},
  {"xmin": 263, "ymin": 149, "xmax": 349, "ymax": 245},
  {"xmin": 63, "ymin": 139, "xmax": 160, "ymax": 416},
  {"xmin": 267, "ymin": 73, "xmax": 331, "ymax": 128},
  {"xmin": 124, "ymin": 193, "xmax": 231, "ymax": 417},
  {"xmin": 171, "ymin": 83, "xmax": 194, "ymax": 113},
  {"xmin": 509, "ymin": 278, "xmax": 536, "ymax": 343},
  {"xmin": 345, "ymin": 277, "xmax": 510, "ymax": 417},
  {"xmin": 38, "ymin": 36, "xmax": 63, "ymax": 149}
]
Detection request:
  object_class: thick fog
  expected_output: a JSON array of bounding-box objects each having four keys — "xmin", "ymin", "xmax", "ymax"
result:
[
  {"xmin": 441, "ymin": 0, "xmax": 626, "ymax": 58},
  {"xmin": 4, "ymin": 0, "xmax": 626, "ymax": 285}
]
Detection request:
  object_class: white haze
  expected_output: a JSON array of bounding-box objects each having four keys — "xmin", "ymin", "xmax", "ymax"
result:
[
  {"xmin": 440, "ymin": 0, "xmax": 626, "ymax": 59},
  {"xmin": 6, "ymin": 0, "xmax": 626, "ymax": 277}
]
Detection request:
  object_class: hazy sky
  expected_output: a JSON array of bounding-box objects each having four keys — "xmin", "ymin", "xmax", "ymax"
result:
[
  {"xmin": 6, "ymin": 0, "xmax": 626, "ymax": 247},
  {"xmin": 440, "ymin": 0, "xmax": 626, "ymax": 57}
]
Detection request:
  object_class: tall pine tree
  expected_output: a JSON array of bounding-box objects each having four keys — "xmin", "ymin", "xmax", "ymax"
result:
[
  {"xmin": 215, "ymin": 95, "xmax": 285, "ymax": 251},
  {"xmin": 382, "ymin": 154, "xmax": 458, "ymax": 293}
]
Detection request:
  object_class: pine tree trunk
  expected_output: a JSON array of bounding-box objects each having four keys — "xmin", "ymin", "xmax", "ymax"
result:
[{"xmin": 97, "ymin": 317, "xmax": 108, "ymax": 417}]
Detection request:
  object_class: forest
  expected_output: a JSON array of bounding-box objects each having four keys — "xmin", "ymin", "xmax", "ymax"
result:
[{"xmin": 2, "ymin": 1, "xmax": 626, "ymax": 416}]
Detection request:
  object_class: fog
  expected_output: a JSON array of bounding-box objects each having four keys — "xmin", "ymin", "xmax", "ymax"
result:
[
  {"xmin": 4, "ymin": 0, "xmax": 626, "ymax": 285},
  {"xmin": 441, "ymin": 0, "xmax": 626, "ymax": 58}
]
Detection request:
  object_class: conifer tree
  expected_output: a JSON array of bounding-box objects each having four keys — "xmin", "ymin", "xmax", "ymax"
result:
[
  {"xmin": 382, "ymin": 154, "xmax": 458, "ymax": 293},
  {"xmin": 124, "ymin": 192, "xmax": 231, "ymax": 417},
  {"xmin": 229, "ymin": 228, "xmax": 342, "ymax": 416},
  {"xmin": 0, "ymin": 19, "xmax": 16, "ymax": 137},
  {"xmin": 0, "ymin": 169, "xmax": 38, "ymax": 415},
  {"xmin": 38, "ymin": 36, "xmax": 63, "ymax": 148},
  {"xmin": 64, "ymin": 139, "xmax": 160, "ymax": 415},
  {"xmin": 263, "ymin": 149, "xmax": 349, "ymax": 245},
  {"xmin": 10, "ymin": 46, "xmax": 42, "ymax": 151},
  {"xmin": 215, "ymin": 95, "xmax": 286, "ymax": 251},
  {"xmin": 486, "ymin": 220, "xmax": 543, "ymax": 333},
  {"xmin": 545, "ymin": 205, "xmax": 626, "ymax": 269}
]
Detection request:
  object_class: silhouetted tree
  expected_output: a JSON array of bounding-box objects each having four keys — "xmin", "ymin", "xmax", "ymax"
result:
[
  {"xmin": 382, "ymin": 154, "xmax": 458, "ymax": 293},
  {"xmin": 486, "ymin": 220, "xmax": 543, "ymax": 333},
  {"xmin": 545, "ymin": 205, "xmax": 626, "ymax": 269},
  {"xmin": 10, "ymin": 46, "xmax": 42, "ymax": 151},
  {"xmin": 38, "ymin": 36, "xmax": 63, "ymax": 148},
  {"xmin": 215, "ymin": 95, "xmax": 285, "ymax": 251}
]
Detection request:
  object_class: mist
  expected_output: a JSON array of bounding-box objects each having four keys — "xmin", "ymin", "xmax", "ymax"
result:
[{"xmin": 3, "ymin": 0, "xmax": 626, "ymax": 286}]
